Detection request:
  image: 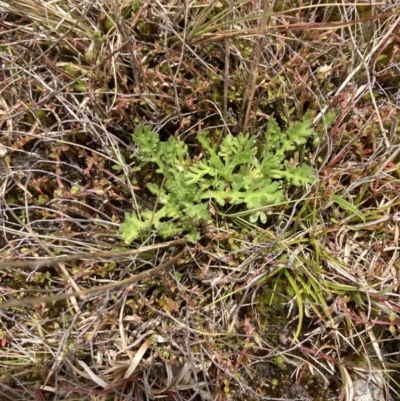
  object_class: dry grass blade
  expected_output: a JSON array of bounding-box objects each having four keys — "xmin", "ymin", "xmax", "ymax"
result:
[
  {"xmin": 0, "ymin": 249, "xmax": 186, "ymax": 309},
  {"xmin": 77, "ymin": 360, "xmax": 109, "ymax": 388},
  {"xmin": 123, "ymin": 338, "xmax": 152, "ymax": 380}
]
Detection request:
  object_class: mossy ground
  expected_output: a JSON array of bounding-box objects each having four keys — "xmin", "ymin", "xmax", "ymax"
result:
[{"xmin": 0, "ymin": 1, "xmax": 400, "ymax": 400}]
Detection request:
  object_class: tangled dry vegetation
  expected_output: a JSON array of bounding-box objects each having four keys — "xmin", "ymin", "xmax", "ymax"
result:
[{"xmin": 1, "ymin": 1, "xmax": 400, "ymax": 400}]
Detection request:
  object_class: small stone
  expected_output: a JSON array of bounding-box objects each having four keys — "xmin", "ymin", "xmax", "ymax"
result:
[{"xmin": 353, "ymin": 379, "xmax": 384, "ymax": 401}]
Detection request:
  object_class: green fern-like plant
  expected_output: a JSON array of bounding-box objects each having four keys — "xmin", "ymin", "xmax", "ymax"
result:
[{"xmin": 120, "ymin": 118, "xmax": 316, "ymax": 244}]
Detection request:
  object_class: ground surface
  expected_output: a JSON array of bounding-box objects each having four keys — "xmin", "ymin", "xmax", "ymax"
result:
[{"xmin": 0, "ymin": 1, "xmax": 400, "ymax": 401}]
